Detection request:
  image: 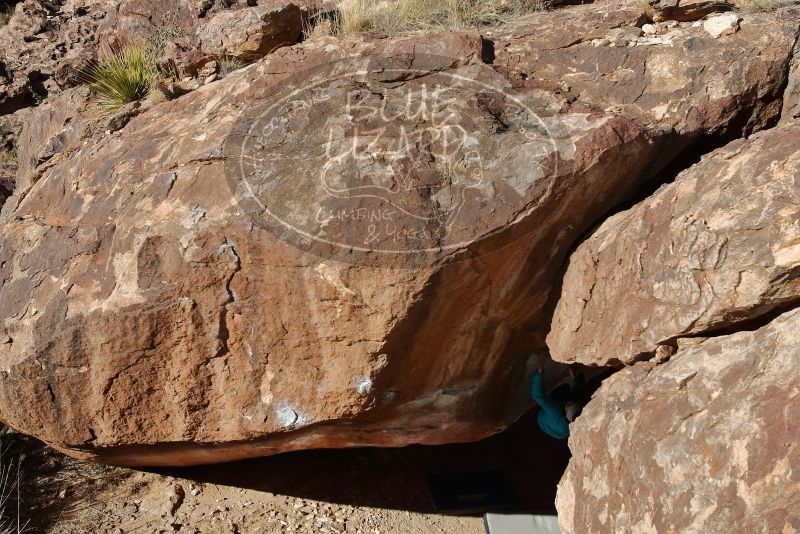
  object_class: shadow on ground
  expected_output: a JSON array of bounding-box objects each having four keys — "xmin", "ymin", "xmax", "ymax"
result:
[{"xmin": 158, "ymin": 408, "xmax": 570, "ymax": 516}]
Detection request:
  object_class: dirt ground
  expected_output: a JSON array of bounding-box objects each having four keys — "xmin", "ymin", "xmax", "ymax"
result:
[
  {"xmin": 11, "ymin": 410, "xmax": 568, "ymax": 533},
  {"xmin": 47, "ymin": 471, "xmax": 485, "ymax": 534}
]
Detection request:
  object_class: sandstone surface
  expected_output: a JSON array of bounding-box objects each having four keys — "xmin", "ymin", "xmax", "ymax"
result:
[
  {"xmin": 0, "ymin": 1, "xmax": 798, "ymax": 469},
  {"xmin": 548, "ymin": 122, "xmax": 800, "ymax": 365}
]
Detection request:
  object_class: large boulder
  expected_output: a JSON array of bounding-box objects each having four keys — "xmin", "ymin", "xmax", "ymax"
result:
[
  {"xmin": 548, "ymin": 122, "xmax": 800, "ymax": 366},
  {"xmin": 197, "ymin": 2, "xmax": 303, "ymax": 60},
  {"xmin": 557, "ymin": 307, "xmax": 800, "ymax": 533},
  {"xmin": 0, "ymin": 4, "xmax": 797, "ymax": 466},
  {"xmin": 0, "ymin": 34, "xmax": 645, "ymax": 466}
]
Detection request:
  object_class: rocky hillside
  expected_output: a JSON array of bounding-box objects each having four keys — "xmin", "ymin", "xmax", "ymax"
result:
[{"xmin": 0, "ymin": 0, "xmax": 799, "ymax": 531}]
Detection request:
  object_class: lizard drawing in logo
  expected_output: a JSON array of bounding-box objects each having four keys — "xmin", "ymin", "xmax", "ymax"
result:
[{"xmin": 317, "ymin": 116, "xmax": 485, "ymax": 250}]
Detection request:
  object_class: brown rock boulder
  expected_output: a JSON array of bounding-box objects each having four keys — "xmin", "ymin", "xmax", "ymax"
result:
[
  {"xmin": 197, "ymin": 2, "xmax": 303, "ymax": 60},
  {"xmin": 490, "ymin": 6, "xmax": 798, "ymax": 142},
  {"xmin": 97, "ymin": 0, "xmax": 202, "ymax": 51},
  {"xmin": 0, "ymin": 36, "xmax": 657, "ymax": 466},
  {"xmin": 0, "ymin": 5, "xmax": 797, "ymax": 466},
  {"xmin": 557, "ymin": 308, "xmax": 800, "ymax": 533},
  {"xmin": 548, "ymin": 122, "xmax": 800, "ymax": 366}
]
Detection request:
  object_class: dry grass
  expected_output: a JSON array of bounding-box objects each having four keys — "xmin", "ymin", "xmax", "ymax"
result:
[
  {"xmin": 218, "ymin": 55, "xmax": 248, "ymax": 77},
  {"xmin": 634, "ymin": 0, "xmax": 656, "ymax": 19},
  {"xmin": 303, "ymin": 6, "xmax": 338, "ymax": 39},
  {"xmin": 0, "ymin": 6, "xmax": 12, "ymax": 27},
  {"xmin": 0, "ymin": 426, "xmax": 133, "ymax": 533},
  {"xmin": 0, "ymin": 151, "xmax": 15, "ymax": 166},
  {"xmin": 335, "ymin": 0, "xmax": 546, "ymax": 35},
  {"xmin": 0, "ymin": 442, "xmax": 28, "ymax": 534},
  {"xmin": 732, "ymin": 0, "xmax": 799, "ymax": 11}
]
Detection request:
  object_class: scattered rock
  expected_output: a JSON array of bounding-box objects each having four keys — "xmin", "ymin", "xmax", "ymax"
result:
[
  {"xmin": 166, "ymin": 484, "xmax": 185, "ymax": 517},
  {"xmin": 603, "ymin": 26, "xmax": 644, "ymax": 46},
  {"xmin": 0, "ymin": 0, "xmax": 107, "ymax": 115},
  {"xmin": 641, "ymin": 22, "xmax": 657, "ymax": 34},
  {"xmin": 123, "ymin": 502, "xmax": 139, "ymax": 514},
  {"xmin": 652, "ymin": 344, "xmax": 674, "ymax": 364},
  {"xmin": 97, "ymin": 0, "xmax": 199, "ymax": 51}
]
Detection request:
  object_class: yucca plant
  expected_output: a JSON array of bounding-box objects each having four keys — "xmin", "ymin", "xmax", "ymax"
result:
[{"xmin": 82, "ymin": 44, "xmax": 159, "ymax": 111}]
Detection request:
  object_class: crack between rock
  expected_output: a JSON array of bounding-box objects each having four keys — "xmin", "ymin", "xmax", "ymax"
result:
[{"xmin": 634, "ymin": 297, "xmax": 800, "ymax": 368}]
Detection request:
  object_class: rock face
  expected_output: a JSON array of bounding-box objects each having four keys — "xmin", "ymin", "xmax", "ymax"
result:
[
  {"xmin": 0, "ymin": 2, "xmax": 798, "ymax": 467},
  {"xmin": 0, "ymin": 31, "xmax": 649, "ymax": 466},
  {"xmin": 557, "ymin": 308, "xmax": 800, "ymax": 533},
  {"xmin": 548, "ymin": 122, "xmax": 800, "ymax": 366},
  {"xmin": 489, "ymin": 7, "xmax": 797, "ymax": 142},
  {"xmin": 782, "ymin": 27, "xmax": 800, "ymax": 123},
  {"xmin": 547, "ymin": 38, "xmax": 800, "ymax": 529},
  {"xmin": 13, "ymin": 87, "xmax": 94, "ymax": 193}
]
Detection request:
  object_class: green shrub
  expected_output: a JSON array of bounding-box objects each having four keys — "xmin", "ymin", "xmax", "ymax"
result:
[
  {"xmin": 147, "ymin": 13, "xmax": 186, "ymax": 53},
  {"xmin": 82, "ymin": 45, "xmax": 159, "ymax": 111},
  {"xmin": 0, "ymin": 151, "xmax": 15, "ymax": 166}
]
